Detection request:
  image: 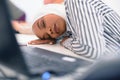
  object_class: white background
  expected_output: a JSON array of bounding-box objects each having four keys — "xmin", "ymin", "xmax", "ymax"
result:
[
  {"xmin": 103, "ymin": 0, "xmax": 120, "ymax": 15},
  {"xmin": 10, "ymin": 0, "xmax": 120, "ymax": 22},
  {"xmin": 10, "ymin": 0, "xmax": 44, "ymax": 22}
]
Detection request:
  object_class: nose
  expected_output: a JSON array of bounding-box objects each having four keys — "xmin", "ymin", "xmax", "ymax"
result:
[{"xmin": 48, "ymin": 28, "xmax": 53, "ymax": 34}]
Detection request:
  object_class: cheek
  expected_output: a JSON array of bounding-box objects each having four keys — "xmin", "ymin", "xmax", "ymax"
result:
[
  {"xmin": 60, "ymin": 22, "xmax": 66, "ymax": 34},
  {"xmin": 36, "ymin": 33, "xmax": 42, "ymax": 39},
  {"xmin": 36, "ymin": 30, "xmax": 44, "ymax": 39},
  {"xmin": 33, "ymin": 28, "xmax": 43, "ymax": 38}
]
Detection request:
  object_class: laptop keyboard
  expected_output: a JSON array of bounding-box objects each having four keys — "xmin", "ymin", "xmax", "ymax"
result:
[{"xmin": 20, "ymin": 46, "xmax": 91, "ymax": 75}]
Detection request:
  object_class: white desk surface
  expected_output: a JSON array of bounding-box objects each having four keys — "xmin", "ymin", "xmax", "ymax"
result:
[
  {"xmin": 0, "ymin": 34, "xmax": 94, "ymax": 80},
  {"xmin": 16, "ymin": 34, "xmax": 93, "ymax": 62},
  {"xmin": 15, "ymin": 34, "xmax": 94, "ymax": 80}
]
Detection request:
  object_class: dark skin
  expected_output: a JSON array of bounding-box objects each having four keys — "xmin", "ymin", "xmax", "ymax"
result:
[{"xmin": 28, "ymin": 14, "xmax": 67, "ymax": 45}]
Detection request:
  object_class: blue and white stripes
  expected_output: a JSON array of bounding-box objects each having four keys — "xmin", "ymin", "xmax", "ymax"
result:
[{"xmin": 63, "ymin": 0, "xmax": 120, "ymax": 59}]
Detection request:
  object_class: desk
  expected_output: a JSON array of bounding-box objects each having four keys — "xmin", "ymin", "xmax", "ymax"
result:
[
  {"xmin": 0, "ymin": 34, "xmax": 93, "ymax": 80},
  {"xmin": 16, "ymin": 34, "xmax": 93, "ymax": 62},
  {"xmin": 16, "ymin": 34, "xmax": 94, "ymax": 80}
]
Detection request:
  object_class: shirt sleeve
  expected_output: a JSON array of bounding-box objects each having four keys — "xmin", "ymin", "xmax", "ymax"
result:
[
  {"xmin": 102, "ymin": 11, "xmax": 120, "ymax": 55},
  {"xmin": 63, "ymin": 0, "xmax": 107, "ymax": 59}
]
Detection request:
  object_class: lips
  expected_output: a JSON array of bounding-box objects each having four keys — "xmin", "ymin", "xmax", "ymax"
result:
[{"xmin": 54, "ymin": 24, "xmax": 59, "ymax": 34}]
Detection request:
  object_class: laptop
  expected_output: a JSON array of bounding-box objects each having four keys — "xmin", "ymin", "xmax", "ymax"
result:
[{"xmin": 0, "ymin": 0, "xmax": 92, "ymax": 78}]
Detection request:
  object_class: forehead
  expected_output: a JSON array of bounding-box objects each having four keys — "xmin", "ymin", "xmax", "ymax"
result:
[
  {"xmin": 42, "ymin": 14, "xmax": 60, "ymax": 20},
  {"xmin": 34, "ymin": 14, "xmax": 57, "ymax": 28}
]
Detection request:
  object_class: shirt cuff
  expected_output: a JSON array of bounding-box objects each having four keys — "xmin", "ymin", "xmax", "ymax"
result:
[{"xmin": 62, "ymin": 38, "xmax": 73, "ymax": 50}]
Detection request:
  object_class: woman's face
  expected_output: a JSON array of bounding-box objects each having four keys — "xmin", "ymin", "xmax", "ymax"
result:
[{"xmin": 32, "ymin": 14, "xmax": 66, "ymax": 40}]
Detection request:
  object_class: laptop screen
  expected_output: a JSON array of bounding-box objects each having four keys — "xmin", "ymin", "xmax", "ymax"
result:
[
  {"xmin": 0, "ymin": 0, "xmax": 20, "ymax": 60},
  {"xmin": 0, "ymin": 0, "xmax": 30, "ymax": 76}
]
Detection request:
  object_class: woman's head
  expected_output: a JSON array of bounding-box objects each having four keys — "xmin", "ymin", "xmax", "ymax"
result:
[{"xmin": 32, "ymin": 14, "xmax": 66, "ymax": 40}]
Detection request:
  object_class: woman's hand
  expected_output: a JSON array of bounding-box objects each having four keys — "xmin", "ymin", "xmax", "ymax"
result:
[
  {"xmin": 60, "ymin": 36, "xmax": 69, "ymax": 46},
  {"xmin": 28, "ymin": 39, "xmax": 56, "ymax": 45}
]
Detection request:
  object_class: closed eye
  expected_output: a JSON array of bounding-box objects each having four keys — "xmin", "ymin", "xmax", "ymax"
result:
[{"xmin": 37, "ymin": 17, "xmax": 46, "ymax": 29}]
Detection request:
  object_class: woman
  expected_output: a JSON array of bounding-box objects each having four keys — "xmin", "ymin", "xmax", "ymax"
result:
[{"xmin": 29, "ymin": 0, "xmax": 120, "ymax": 60}]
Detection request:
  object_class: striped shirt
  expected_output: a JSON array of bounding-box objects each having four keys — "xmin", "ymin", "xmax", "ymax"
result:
[{"xmin": 63, "ymin": 0, "xmax": 120, "ymax": 59}]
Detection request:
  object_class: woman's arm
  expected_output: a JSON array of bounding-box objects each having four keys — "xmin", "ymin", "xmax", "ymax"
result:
[
  {"xmin": 62, "ymin": 0, "xmax": 106, "ymax": 59},
  {"xmin": 11, "ymin": 21, "xmax": 34, "ymax": 34}
]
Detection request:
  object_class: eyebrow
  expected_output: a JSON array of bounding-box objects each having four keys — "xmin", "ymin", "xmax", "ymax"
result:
[{"xmin": 42, "ymin": 18, "xmax": 46, "ymax": 28}]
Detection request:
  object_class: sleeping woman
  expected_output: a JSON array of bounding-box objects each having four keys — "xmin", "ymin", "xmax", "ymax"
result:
[{"xmin": 29, "ymin": 0, "xmax": 120, "ymax": 60}]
